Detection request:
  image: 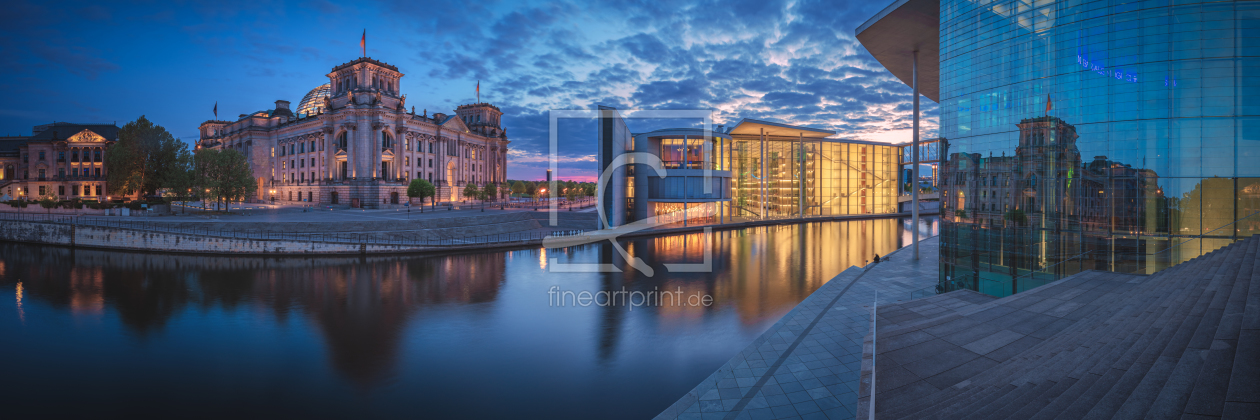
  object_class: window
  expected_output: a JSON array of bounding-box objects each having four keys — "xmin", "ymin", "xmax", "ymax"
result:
[
  {"xmin": 428, "ymin": 159, "xmax": 432, "ymax": 168},
  {"xmin": 428, "ymin": 142, "xmax": 433, "ymax": 153},
  {"xmin": 94, "ymin": 168, "xmax": 100, "ymax": 177},
  {"xmin": 300, "ymin": 159, "xmax": 305, "ymax": 168},
  {"xmin": 94, "ymin": 150, "xmax": 101, "ymax": 161},
  {"xmin": 73, "ymin": 185, "xmax": 80, "ymax": 195},
  {"xmin": 71, "ymin": 151, "xmax": 79, "ymax": 162},
  {"xmin": 299, "ymin": 143, "xmax": 305, "ymax": 153},
  {"xmin": 58, "ymin": 169, "xmax": 65, "ymax": 178},
  {"xmin": 58, "ymin": 151, "xmax": 65, "ymax": 162},
  {"xmin": 38, "ymin": 169, "xmax": 45, "ymax": 180},
  {"xmin": 282, "ymin": 161, "xmax": 286, "ymax": 169},
  {"xmin": 310, "ymin": 158, "xmax": 315, "ymax": 167},
  {"xmin": 39, "ymin": 186, "xmax": 46, "ymax": 195},
  {"xmin": 405, "ymin": 157, "xmax": 410, "ymax": 166},
  {"xmin": 39, "ymin": 151, "xmax": 45, "ymax": 160},
  {"xmin": 58, "ymin": 185, "xmax": 65, "ymax": 196}
]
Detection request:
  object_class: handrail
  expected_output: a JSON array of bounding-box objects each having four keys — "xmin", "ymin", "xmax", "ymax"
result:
[
  {"xmin": 1126, "ymin": 209, "xmax": 1260, "ymax": 273},
  {"xmin": 0, "ymin": 211, "xmax": 586, "ymax": 248}
]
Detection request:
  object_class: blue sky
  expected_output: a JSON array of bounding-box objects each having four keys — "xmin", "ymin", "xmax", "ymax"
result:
[{"xmin": 0, "ymin": 0, "xmax": 938, "ymax": 181}]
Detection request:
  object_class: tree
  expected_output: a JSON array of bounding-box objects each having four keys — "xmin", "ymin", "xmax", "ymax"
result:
[
  {"xmin": 1004, "ymin": 208, "xmax": 1029, "ymax": 296},
  {"xmin": 511, "ymin": 180, "xmax": 525, "ymax": 197},
  {"xmin": 482, "ymin": 183, "xmax": 498, "ymax": 202},
  {"xmin": 565, "ymin": 185, "xmax": 579, "ymax": 209},
  {"xmin": 408, "ymin": 179, "xmax": 436, "ymax": 212},
  {"xmin": 194, "ymin": 148, "xmax": 256, "ymax": 212},
  {"xmin": 38, "ymin": 194, "xmax": 59, "ymax": 214},
  {"xmin": 160, "ymin": 145, "xmax": 194, "ymax": 214},
  {"xmin": 462, "ymin": 183, "xmax": 480, "ymax": 203},
  {"xmin": 105, "ymin": 116, "xmax": 189, "ymax": 198},
  {"xmin": 524, "ymin": 181, "xmax": 537, "ymax": 197}
]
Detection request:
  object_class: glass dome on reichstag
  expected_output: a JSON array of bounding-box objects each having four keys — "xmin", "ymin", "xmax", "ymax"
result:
[{"xmin": 295, "ymin": 83, "xmax": 331, "ymax": 117}]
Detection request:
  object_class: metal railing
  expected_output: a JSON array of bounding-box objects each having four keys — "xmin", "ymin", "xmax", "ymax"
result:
[
  {"xmin": 1126, "ymin": 210, "xmax": 1260, "ymax": 274},
  {"xmin": 0, "ymin": 212, "xmax": 585, "ymax": 248}
]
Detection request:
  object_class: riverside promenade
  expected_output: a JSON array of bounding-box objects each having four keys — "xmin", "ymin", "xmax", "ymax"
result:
[
  {"xmin": 656, "ymin": 236, "xmax": 942, "ymax": 420},
  {"xmin": 0, "ymin": 202, "xmax": 936, "ymax": 255}
]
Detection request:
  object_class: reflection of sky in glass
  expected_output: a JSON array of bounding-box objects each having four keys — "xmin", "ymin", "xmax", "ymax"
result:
[
  {"xmin": 938, "ymin": 0, "xmax": 1259, "ymax": 293},
  {"xmin": 0, "ymin": 217, "xmax": 937, "ymax": 419}
]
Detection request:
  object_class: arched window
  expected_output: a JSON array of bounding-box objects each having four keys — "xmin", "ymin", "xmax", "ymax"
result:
[{"xmin": 337, "ymin": 132, "xmax": 348, "ymax": 150}]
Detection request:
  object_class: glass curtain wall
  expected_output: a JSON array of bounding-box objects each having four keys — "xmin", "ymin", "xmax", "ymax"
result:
[
  {"xmin": 938, "ymin": 0, "xmax": 1260, "ymax": 297},
  {"xmin": 727, "ymin": 136, "xmax": 898, "ymax": 222}
]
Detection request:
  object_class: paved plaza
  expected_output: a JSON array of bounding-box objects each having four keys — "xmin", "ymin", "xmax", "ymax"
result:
[{"xmin": 656, "ymin": 236, "xmax": 941, "ymax": 420}]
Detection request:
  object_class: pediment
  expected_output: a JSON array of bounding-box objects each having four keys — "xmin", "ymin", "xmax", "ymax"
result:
[
  {"xmin": 67, "ymin": 129, "xmax": 106, "ymax": 143},
  {"xmin": 441, "ymin": 115, "xmax": 471, "ymax": 133}
]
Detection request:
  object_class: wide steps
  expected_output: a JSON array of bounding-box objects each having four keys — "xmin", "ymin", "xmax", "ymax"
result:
[{"xmin": 860, "ymin": 235, "xmax": 1260, "ymax": 419}]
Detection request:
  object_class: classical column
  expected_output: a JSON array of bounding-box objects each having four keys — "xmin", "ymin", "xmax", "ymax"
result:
[
  {"xmin": 322, "ymin": 126, "xmax": 334, "ymax": 181},
  {"xmin": 356, "ymin": 116, "xmax": 370, "ymax": 179}
]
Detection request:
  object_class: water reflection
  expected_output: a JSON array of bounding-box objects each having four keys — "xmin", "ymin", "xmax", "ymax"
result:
[{"xmin": 0, "ymin": 217, "xmax": 936, "ymax": 419}]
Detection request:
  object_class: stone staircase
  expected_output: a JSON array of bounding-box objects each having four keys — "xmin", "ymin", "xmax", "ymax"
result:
[{"xmin": 858, "ymin": 235, "xmax": 1259, "ymax": 419}]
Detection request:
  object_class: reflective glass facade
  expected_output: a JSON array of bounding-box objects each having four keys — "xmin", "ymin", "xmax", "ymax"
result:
[{"xmin": 938, "ymin": 0, "xmax": 1260, "ymax": 296}]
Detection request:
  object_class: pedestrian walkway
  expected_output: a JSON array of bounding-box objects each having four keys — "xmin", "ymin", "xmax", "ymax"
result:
[
  {"xmin": 655, "ymin": 236, "xmax": 941, "ymax": 420},
  {"xmin": 858, "ymin": 234, "xmax": 1260, "ymax": 420}
]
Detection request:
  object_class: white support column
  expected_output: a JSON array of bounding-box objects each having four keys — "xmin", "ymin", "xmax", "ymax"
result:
[
  {"xmin": 912, "ymin": 49, "xmax": 921, "ymax": 261},
  {"xmin": 799, "ymin": 132, "xmax": 805, "ymax": 218},
  {"xmin": 760, "ymin": 128, "xmax": 766, "ymax": 220}
]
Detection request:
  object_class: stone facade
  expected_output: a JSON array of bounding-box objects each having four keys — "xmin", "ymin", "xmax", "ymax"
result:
[
  {"xmin": 197, "ymin": 56, "xmax": 510, "ymax": 208},
  {"xmin": 0, "ymin": 122, "xmax": 119, "ymax": 202}
]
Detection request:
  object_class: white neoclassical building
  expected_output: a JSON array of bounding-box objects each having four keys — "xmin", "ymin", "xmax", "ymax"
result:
[{"xmin": 198, "ymin": 56, "xmax": 510, "ymax": 208}]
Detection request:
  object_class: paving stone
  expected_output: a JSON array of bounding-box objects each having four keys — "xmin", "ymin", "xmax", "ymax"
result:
[
  {"xmin": 856, "ymin": 235, "xmax": 1260, "ymax": 420},
  {"xmin": 656, "ymin": 237, "xmax": 943, "ymax": 420}
]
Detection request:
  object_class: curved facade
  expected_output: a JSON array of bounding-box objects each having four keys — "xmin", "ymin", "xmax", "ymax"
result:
[{"xmin": 935, "ymin": 0, "xmax": 1260, "ymax": 295}]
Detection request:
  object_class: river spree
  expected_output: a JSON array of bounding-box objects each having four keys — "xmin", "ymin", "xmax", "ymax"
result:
[{"xmin": 0, "ymin": 216, "xmax": 937, "ymax": 419}]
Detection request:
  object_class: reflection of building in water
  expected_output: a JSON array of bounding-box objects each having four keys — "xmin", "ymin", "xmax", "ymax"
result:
[
  {"xmin": 0, "ymin": 244, "xmax": 506, "ymax": 386},
  {"xmin": 605, "ymin": 219, "xmax": 906, "ymax": 329}
]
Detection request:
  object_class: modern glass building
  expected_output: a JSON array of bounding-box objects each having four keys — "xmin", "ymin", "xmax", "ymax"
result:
[
  {"xmin": 596, "ymin": 109, "xmax": 901, "ymax": 229},
  {"xmin": 860, "ymin": 0, "xmax": 1259, "ymax": 296}
]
